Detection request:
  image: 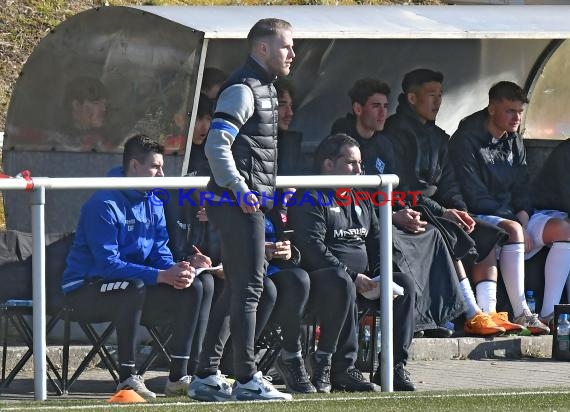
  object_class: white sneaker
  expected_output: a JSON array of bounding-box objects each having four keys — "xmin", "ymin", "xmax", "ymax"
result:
[
  {"xmin": 164, "ymin": 375, "xmax": 192, "ymax": 397},
  {"xmin": 232, "ymin": 371, "xmax": 293, "ymax": 401},
  {"xmin": 117, "ymin": 374, "xmax": 156, "ymax": 399},
  {"xmin": 188, "ymin": 370, "xmax": 232, "ymax": 402},
  {"xmin": 513, "ymin": 312, "xmax": 550, "ymax": 335}
]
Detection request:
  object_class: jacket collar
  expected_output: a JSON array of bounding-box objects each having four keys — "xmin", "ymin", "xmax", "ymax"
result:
[
  {"xmin": 246, "ymin": 55, "xmax": 278, "ymax": 83},
  {"xmin": 395, "ymin": 93, "xmax": 437, "ymax": 129},
  {"xmin": 107, "ymin": 166, "xmax": 150, "ymax": 202}
]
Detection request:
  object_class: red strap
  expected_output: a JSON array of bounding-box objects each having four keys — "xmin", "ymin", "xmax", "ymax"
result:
[
  {"xmin": 18, "ymin": 170, "xmax": 33, "ymax": 191},
  {"xmin": 0, "ymin": 170, "xmax": 34, "ymax": 191}
]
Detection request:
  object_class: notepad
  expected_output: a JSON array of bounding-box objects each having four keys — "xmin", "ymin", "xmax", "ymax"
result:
[
  {"xmin": 195, "ymin": 264, "xmax": 223, "ymax": 276},
  {"xmin": 360, "ymin": 276, "xmax": 404, "ymax": 300}
]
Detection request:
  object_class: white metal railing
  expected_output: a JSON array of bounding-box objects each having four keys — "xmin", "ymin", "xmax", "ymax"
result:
[{"xmin": 0, "ymin": 173, "xmax": 397, "ymax": 400}]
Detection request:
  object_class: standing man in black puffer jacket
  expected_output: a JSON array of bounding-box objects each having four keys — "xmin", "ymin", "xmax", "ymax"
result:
[{"xmin": 188, "ymin": 18, "xmax": 295, "ymax": 402}]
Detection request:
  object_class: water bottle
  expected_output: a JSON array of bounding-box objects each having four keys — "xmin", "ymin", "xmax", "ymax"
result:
[
  {"xmin": 526, "ymin": 290, "xmax": 536, "ymax": 313},
  {"xmin": 375, "ymin": 317, "xmax": 382, "ymax": 354},
  {"xmin": 364, "ymin": 325, "xmax": 371, "ymax": 362},
  {"xmin": 557, "ymin": 314, "xmax": 570, "ymax": 355},
  {"xmin": 360, "ymin": 325, "xmax": 371, "ymax": 363}
]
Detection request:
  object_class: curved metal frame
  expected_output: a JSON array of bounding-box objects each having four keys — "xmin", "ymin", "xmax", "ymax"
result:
[{"xmin": 522, "ymin": 39, "xmax": 565, "ymax": 134}]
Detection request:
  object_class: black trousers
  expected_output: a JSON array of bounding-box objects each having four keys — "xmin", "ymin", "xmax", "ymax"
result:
[
  {"xmin": 269, "ymin": 267, "xmax": 311, "ymax": 353},
  {"xmin": 64, "ymin": 277, "xmax": 211, "ymax": 374},
  {"xmin": 204, "ymin": 203, "xmax": 266, "ymax": 381},
  {"xmin": 187, "ymin": 274, "xmax": 214, "ymax": 376},
  {"xmin": 309, "ymin": 267, "xmax": 415, "ymax": 371},
  {"xmin": 197, "ymin": 267, "xmax": 310, "ymax": 376}
]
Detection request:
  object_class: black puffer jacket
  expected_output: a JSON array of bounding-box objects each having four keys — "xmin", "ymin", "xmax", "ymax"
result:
[
  {"xmin": 384, "ymin": 94, "xmax": 466, "ymax": 215},
  {"xmin": 532, "ymin": 138, "xmax": 570, "ymax": 214},
  {"xmin": 449, "ymin": 109, "xmax": 532, "ymax": 220},
  {"xmin": 208, "ymin": 56, "xmax": 278, "ymax": 199}
]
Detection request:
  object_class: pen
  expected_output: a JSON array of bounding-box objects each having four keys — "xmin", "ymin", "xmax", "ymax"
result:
[{"xmin": 192, "ymin": 245, "xmax": 202, "ymax": 255}]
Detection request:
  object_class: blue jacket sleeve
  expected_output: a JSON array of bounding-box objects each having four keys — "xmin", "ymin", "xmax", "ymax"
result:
[{"xmin": 81, "ymin": 200, "xmax": 162, "ymax": 285}]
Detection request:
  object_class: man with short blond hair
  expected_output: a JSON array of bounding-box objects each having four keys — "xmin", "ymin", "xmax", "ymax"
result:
[{"xmin": 189, "ymin": 18, "xmax": 295, "ymax": 402}]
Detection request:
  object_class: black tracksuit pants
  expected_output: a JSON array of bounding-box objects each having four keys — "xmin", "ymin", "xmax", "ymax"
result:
[
  {"xmin": 64, "ymin": 277, "xmax": 210, "ymax": 380},
  {"xmin": 309, "ymin": 267, "xmax": 415, "ymax": 372},
  {"xmin": 196, "ymin": 267, "xmax": 310, "ymax": 377},
  {"xmin": 203, "ymin": 203, "xmax": 266, "ymax": 382}
]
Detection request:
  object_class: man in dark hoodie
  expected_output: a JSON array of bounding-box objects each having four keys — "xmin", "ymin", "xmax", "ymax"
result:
[
  {"xmin": 450, "ymin": 80, "xmax": 569, "ymax": 333},
  {"xmin": 330, "ymin": 78, "xmax": 474, "ymax": 338},
  {"xmin": 384, "ymin": 69, "xmax": 525, "ymax": 336}
]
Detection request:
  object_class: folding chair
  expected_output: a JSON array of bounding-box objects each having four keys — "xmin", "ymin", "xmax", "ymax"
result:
[
  {"xmin": 0, "ymin": 230, "xmax": 120, "ymax": 394},
  {"xmin": 59, "ymin": 306, "xmax": 119, "ymax": 394},
  {"xmin": 0, "ymin": 231, "xmax": 76, "ymax": 394},
  {"xmin": 0, "ymin": 300, "xmax": 64, "ymax": 394},
  {"xmin": 136, "ymin": 323, "xmax": 173, "ymax": 375},
  {"xmin": 60, "ymin": 304, "xmax": 181, "ymax": 392},
  {"xmin": 255, "ymin": 322, "xmax": 283, "ymax": 374},
  {"xmin": 254, "ymin": 316, "xmax": 319, "ymax": 375}
]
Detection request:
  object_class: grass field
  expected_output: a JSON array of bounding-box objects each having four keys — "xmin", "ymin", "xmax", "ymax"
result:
[{"xmin": 2, "ymin": 389, "xmax": 570, "ymax": 411}]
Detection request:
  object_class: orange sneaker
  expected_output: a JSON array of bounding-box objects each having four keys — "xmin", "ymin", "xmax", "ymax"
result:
[
  {"xmin": 464, "ymin": 312, "xmax": 506, "ymax": 336},
  {"xmin": 490, "ymin": 312, "xmax": 524, "ymax": 334}
]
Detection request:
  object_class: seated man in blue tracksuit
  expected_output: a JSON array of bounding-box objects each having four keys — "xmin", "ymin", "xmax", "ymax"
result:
[{"xmin": 61, "ymin": 134, "xmax": 213, "ymax": 399}]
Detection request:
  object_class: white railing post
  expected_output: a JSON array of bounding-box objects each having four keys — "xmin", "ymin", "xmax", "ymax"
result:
[
  {"xmin": 378, "ymin": 181, "xmax": 394, "ymax": 392},
  {"xmin": 31, "ymin": 186, "xmax": 47, "ymax": 400}
]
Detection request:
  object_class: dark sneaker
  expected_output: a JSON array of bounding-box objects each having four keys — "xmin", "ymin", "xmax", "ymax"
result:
[
  {"xmin": 275, "ymin": 355, "xmax": 317, "ymax": 394},
  {"xmin": 413, "ymin": 330, "xmax": 425, "ymax": 338},
  {"xmin": 393, "ymin": 363, "xmax": 416, "ymax": 391},
  {"xmin": 373, "ymin": 363, "xmax": 416, "ymax": 391},
  {"xmin": 309, "ymin": 353, "xmax": 332, "ymax": 393},
  {"xmin": 423, "ymin": 326, "xmax": 453, "ymax": 338},
  {"xmin": 332, "ymin": 367, "xmax": 380, "ymax": 392}
]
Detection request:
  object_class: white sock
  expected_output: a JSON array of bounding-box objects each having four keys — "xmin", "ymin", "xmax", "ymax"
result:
[
  {"xmin": 541, "ymin": 242, "xmax": 570, "ymax": 318},
  {"xmin": 459, "ymin": 278, "xmax": 480, "ymax": 319},
  {"xmin": 499, "ymin": 243, "xmax": 529, "ymax": 317},
  {"xmin": 475, "ymin": 280, "xmax": 497, "ymax": 313}
]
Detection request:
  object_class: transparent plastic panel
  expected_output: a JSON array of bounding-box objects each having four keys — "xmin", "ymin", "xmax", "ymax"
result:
[
  {"xmin": 5, "ymin": 7, "xmax": 202, "ymax": 153},
  {"xmin": 524, "ymin": 40, "xmax": 570, "ymax": 140}
]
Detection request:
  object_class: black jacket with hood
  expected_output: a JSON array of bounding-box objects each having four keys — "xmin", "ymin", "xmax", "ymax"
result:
[
  {"xmin": 531, "ymin": 138, "xmax": 570, "ymax": 215},
  {"xmin": 449, "ymin": 108, "xmax": 532, "ymax": 221},
  {"xmin": 384, "ymin": 94, "xmax": 467, "ymax": 216},
  {"xmin": 330, "ymin": 112, "xmax": 397, "ymax": 176}
]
